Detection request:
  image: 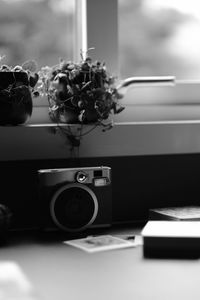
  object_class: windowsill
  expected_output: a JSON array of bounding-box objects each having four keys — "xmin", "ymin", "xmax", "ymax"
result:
[
  {"xmin": 25, "ymin": 118, "xmax": 200, "ymax": 127},
  {"xmin": 0, "ymin": 110, "xmax": 200, "ymax": 160},
  {"xmin": 30, "ymin": 103, "xmax": 200, "ymax": 125},
  {"xmin": 1, "ymin": 99, "xmax": 200, "ymax": 161}
]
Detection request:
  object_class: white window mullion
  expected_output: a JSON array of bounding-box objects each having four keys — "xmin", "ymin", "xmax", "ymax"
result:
[{"xmin": 74, "ymin": 0, "xmax": 88, "ymax": 62}]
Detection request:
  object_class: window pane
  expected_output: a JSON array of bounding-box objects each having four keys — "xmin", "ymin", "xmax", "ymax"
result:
[
  {"xmin": 119, "ymin": 0, "xmax": 200, "ymax": 80},
  {"xmin": 0, "ymin": 0, "xmax": 75, "ymax": 68}
]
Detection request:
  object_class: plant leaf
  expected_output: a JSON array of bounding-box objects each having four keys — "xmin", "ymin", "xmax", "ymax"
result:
[{"xmin": 22, "ymin": 60, "xmax": 38, "ymax": 73}]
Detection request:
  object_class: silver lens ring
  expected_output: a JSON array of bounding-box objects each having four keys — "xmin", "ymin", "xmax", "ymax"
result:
[{"xmin": 50, "ymin": 183, "xmax": 98, "ymax": 232}]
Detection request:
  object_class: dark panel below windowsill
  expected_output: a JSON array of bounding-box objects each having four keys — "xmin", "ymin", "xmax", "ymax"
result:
[{"xmin": 0, "ymin": 154, "xmax": 199, "ymax": 227}]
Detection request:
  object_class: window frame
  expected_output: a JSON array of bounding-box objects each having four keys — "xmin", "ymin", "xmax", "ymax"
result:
[{"xmin": 31, "ymin": 0, "xmax": 200, "ymax": 125}]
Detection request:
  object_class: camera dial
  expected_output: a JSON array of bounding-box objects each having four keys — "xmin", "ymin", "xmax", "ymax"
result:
[{"xmin": 76, "ymin": 171, "xmax": 88, "ymax": 183}]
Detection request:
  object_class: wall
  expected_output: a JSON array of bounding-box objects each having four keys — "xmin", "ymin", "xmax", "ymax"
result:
[
  {"xmin": 1, "ymin": 103, "xmax": 200, "ymax": 227},
  {"xmin": 1, "ymin": 154, "xmax": 200, "ymax": 229}
]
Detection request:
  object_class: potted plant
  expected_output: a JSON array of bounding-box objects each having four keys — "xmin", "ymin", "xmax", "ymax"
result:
[
  {"xmin": 38, "ymin": 54, "xmax": 125, "ymax": 120},
  {"xmin": 36, "ymin": 51, "xmax": 175, "ymax": 148},
  {"xmin": 36, "ymin": 51, "xmax": 127, "ymax": 147},
  {"xmin": 0, "ymin": 56, "xmax": 39, "ymax": 125}
]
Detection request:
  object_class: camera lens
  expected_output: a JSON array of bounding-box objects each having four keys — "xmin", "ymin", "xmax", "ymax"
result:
[
  {"xmin": 76, "ymin": 171, "xmax": 88, "ymax": 183},
  {"xmin": 50, "ymin": 183, "xmax": 98, "ymax": 232}
]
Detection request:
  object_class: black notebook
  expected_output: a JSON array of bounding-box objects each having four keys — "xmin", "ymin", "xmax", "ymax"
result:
[{"xmin": 149, "ymin": 206, "xmax": 200, "ymax": 221}]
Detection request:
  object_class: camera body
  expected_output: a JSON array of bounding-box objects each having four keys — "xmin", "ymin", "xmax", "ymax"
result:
[{"xmin": 38, "ymin": 166, "xmax": 112, "ymax": 232}]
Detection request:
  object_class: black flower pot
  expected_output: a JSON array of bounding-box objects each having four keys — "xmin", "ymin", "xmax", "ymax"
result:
[{"xmin": 0, "ymin": 72, "xmax": 32, "ymax": 125}]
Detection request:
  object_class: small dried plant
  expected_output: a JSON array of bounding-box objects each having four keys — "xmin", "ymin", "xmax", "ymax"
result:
[{"xmin": 36, "ymin": 50, "xmax": 125, "ymax": 148}]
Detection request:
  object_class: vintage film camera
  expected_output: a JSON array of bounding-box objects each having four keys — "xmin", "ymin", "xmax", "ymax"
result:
[{"xmin": 38, "ymin": 166, "xmax": 112, "ymax": 232}]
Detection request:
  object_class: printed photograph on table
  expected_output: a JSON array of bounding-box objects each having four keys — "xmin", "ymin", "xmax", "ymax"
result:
[{"xmin": 64, "ymin": 235, "xmax": 135, "ymax": 253}]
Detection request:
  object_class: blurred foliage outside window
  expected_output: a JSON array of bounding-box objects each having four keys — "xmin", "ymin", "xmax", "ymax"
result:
[
  {"xmin": 2, "ymin": 0, "xmax": 200, "ymax": 81},
  {"xmin": 119, "ymin": 0, "xmax": 200, "ymax": 80},
  {"xmin": 0, "ymin": 0, "xmax": 74, "ymax": 69},
  {"xmin": 2, "ymin": 0, "xmax": 200, "ymax": 84}
]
